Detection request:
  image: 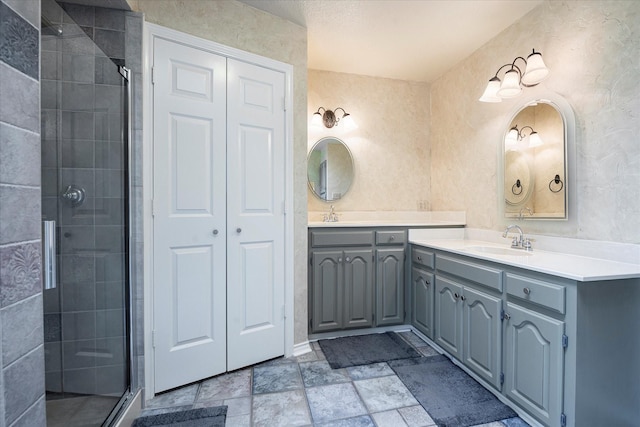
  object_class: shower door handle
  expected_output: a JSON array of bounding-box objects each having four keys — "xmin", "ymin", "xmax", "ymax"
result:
[{"xmin": 43, "ymin": 220, "xmax": 57, "ymax": 290}]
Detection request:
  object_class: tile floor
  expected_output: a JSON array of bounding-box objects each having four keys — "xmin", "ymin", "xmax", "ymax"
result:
[{"xmin": 142, "ymin": 331, "xmax": 530, "ymax": 427}]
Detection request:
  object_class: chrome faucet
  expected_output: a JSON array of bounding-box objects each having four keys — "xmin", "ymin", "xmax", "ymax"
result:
[
  {"xmin": 502, "ymin": 224, "xmax": 532, "ymax": 250},
  {"xmin": 323, "ymin": 205, "xmax": 339, "ymax": 222}
]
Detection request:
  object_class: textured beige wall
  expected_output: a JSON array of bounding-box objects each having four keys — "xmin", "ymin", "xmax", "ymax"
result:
[
  {"xmin": 431, "ymin": 0, "xmax": 640, "ymax": 243},
  {"xmin": 127, "ymin": 0, "xmax": 310, "ymax": 343},
  {"xmin": 308, "ymin": 70, "xmax": 431, "ymax": 213}
]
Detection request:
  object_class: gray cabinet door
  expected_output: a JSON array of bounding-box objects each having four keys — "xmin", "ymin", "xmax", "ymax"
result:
[
  {"xmin": 311, "ymin": 250, "xmax": 343, "ymax": 332},
  {"xmin": 375, "ymin": 248, "xmax": 405, "ymax": 326},
  {"xmin": 344, "ymin": 249, "xmax": 374, "ymax": 329},
  {"xmin": 505, "ymin": 303, "xmax": 564, "ymax": 427},
  {"xmin": 412, "ymin": 267, "xmax": 434, "ymax": 339},
  {"xmin": 435, "ymin": 276, "xmax": 463, "ymax": 359},
  {"xmin": 463, "ymin": 286, "xmax": 502, "ymax": 390}
]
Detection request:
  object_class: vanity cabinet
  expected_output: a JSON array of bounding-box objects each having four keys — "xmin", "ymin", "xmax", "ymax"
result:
[
  {"xmin": 411, "ymin": 247, "xmax": 435, "ymax": 338},
  {"xmin": 308, "ymin": 227, "xmax": 407, "ymax": 334},
  {"xmin": 503, "ymin": 302, "xmax": 564, "ymax": 427},
  {"xmin": 414, "ymin": 243, "xmax": 640, "ymax": 427},
  {"xmin": 411, "ymin": 267, "xmax": 434, "ymax": 338},
  {"xmin": 311, "ymin": 249, "xmax": 374, "ymax": 332},
  {"xmin": 375, "ymin": 247, "xmax": 405, "ymax": 326},
  {"xmin": 434, "ymin": 275, "xmax": 503, "ymax": 390},
  {"xmin": 435, "ymin": 254, "xmax": 504, "ymax": 390}
]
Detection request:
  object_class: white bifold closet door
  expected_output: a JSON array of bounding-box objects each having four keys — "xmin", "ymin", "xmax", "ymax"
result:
[{"xmin": 152, "ymin": 37, "xmax": 285, "ymax": 393}]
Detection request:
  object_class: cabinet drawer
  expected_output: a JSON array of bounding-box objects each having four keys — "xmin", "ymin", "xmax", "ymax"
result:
[
  {"xmin": 375, "ymin": 230, "xmax": 406, "ymax": 245},
  {"xmin": 506, "ymin": 273, "xmax": 565, "ymax": 314},
  {"xmin": 437, "ymin": 255, "xmax": 502, "ymax": 292},
  {"xmin": 310, "ymin": 230, "xmax": 374, "ymax": 247},
  {"xmin": 412, "ymin": 247, "xmax": 435, "ymax": 269}
]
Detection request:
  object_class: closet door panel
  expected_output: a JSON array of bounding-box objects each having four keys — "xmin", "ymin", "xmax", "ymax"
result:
[
  {"xmin": 226, "ymin": 58, "xmax": 286, "ymax": 370},
  {"xmin": 152, "ymin": 37, "xmax": 227, "ymax": 392}
]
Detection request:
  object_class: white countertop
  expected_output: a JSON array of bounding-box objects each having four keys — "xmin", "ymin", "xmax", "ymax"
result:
[
  {"xmin": 308, "ymin": 220, "xmax": 465, "ymax": 228},
  {"xmin": 409, "ymin": 238, "xmax": 640, "ymax": 282}
]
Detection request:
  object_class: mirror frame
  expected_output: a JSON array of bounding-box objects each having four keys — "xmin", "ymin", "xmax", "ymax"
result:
[
  {"xmin": 498, "ymin": 87, "xmax": 576, "ymax": 221},
  {"xmin": 307, "ymin": 136, "xmax": 355, "ymax": 202}
]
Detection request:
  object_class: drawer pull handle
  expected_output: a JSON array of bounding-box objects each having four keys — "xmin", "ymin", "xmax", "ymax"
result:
[{"xmin": 523, "ymin": 287, "xmax": 531, "ymax": 295}]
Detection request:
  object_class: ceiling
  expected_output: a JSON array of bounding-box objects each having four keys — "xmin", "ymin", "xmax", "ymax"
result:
[{"xmin": 238, "ymin": 0, "xmax": 542, "ymax": 82}]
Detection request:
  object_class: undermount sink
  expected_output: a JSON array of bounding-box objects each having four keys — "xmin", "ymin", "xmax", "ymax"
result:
[{"xmin": 466, "ymin": 246, "xmax": 533, "ymax": 257}]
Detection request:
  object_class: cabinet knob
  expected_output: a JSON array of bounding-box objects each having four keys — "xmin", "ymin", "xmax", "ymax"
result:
[
  {"xmin": 212, "ymin": 229, "xmax": 219, "ymax": 235},
  {"xmin": 345, "ymin": 257, "xmax": 351, "ymax": 262},
  {"xmin": 417, "ymin": 256, "xmax": 422, "ymax": 261},
  {"xmin": 379, "ymin": 256, "xmax": 384, "ymax": 261},
  {"xmin": 236, "ymin": 227, "xmax": 242, "ymax": 233},
  {"xmin": 390, "ymin": 235, "xmax": 395, "ymax": 241},
  {"xmin": 454, "ymin": 292, "xmax": 460, "ymax": 300},
  {"xmin": 425, "ymin": 280, "xmax": 430, "ymax": 286},
  {"xmin": 338, "ymin": 257, "xmax": 343, "ymax": 263},
  {"xmin": 523, "ymin": 287, "xmax": 531, "ymax": 295},
  {"xmin": 460, "ymin": 294, "xmax": 466, "ymax": 302},
  {"xmin": 504, "ymin": 312, "xmax": 511, "ymax": 320}
]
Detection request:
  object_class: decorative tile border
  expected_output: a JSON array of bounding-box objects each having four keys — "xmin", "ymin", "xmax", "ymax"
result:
[{"xmin": 0, "ymin": 1, "xmax": 39, "ymax": 79}]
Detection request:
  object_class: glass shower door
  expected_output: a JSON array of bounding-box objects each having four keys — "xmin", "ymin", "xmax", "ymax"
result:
[{"xmin": 41, "ymin": 1, "xmax": 130, "ymax": 425}]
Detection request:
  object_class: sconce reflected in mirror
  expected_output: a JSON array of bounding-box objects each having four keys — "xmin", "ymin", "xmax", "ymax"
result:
[
  {"xmin": 479, "ymin": 49, "xmax": 550, "ymax": 102},
  {"xmin": 505, "ymin": 124, "xmax": 544, "ymax": 149},
  {"xmin": 312, "ymin": 107, "xmax": 357, "ymax": 131}
]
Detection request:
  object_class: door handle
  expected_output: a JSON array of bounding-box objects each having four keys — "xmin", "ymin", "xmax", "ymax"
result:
[{"xmin": 43, "ymin": 220, "xmax": 57, "ymax": 290}]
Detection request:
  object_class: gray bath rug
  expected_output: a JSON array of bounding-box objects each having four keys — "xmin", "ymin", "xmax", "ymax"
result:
[
  {"xmin": 389, "ymin": 355, "xmax": 517, "ymax": 427},
  {"xmin": 131, "ymin": 406, "xmax": 227, "ymax": 427},
  {"xmin": 318, "ymin": 332, "xmax": 421, "ymax": 369}
]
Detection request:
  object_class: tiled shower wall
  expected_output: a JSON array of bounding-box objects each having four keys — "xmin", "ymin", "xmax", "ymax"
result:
[
  {"xmin": 39, "ymin": 0, "xmax": 143, "ymax": 397},
  {"xmin": 0, "ymin": 0, "xmax": 47, "ymax": 425}
]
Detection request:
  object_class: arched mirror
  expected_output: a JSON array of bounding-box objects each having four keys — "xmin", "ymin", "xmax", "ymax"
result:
[
  {"xmin": 307, "ymin": 137, "xmax": 354, "ymax": 201},
  {"xmin": 502, "ymin": 99, "xmax": 569, "ymax": 219}
]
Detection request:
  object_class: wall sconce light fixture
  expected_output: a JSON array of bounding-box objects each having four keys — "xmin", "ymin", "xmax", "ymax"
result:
[
  {"xmin": 505, "ymin": 125, "xmax": 543, "ymax": 148},
  {"xmin": 312, "ymin": 107, "xmax": 356, "ymax": 130},
  {"xmin": 479, "ymin": 49, "xmax": 550, "ymax": 103}
]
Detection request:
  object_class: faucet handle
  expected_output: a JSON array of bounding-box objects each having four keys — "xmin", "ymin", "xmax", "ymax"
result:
[
  {"xmin": 510, "ymin": 236, "xmax": 520, "ymax": 248},
  {"xmin": 522, "ymin": 237, "xmax": 533, "ymax": 251}
]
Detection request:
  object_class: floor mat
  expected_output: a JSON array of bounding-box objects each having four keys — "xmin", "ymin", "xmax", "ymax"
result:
[
  {"xmin": 389, "ymin": 356, "xmax": 517, "ymax": 427},
  {"xmin": 131, "ymin": 406, "xmax": 227, "ymax": 427},
  {"xmin": 318, "ymin": 332, "xmax": 421, "ymax": 369}
]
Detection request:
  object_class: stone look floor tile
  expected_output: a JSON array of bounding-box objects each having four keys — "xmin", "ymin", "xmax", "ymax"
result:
[
  {"xmin": 225, "ymin": 414, "xmax": 251, "ymax": 427},
  {"xmin": 305, "ymin": 382, "xmax": 368, "ymax": 423},
  {"xmin": 197, "ymin": 368, "xmax": 252, "ymax": 401},
  {"xmin": 253, "ymin": 362, "xmax": 303, "ymax": 394},
  {"xmin": 252, "ymin": 390, "xmax": 311, "ymax": 427},
  {"xmin": 145, "ymin": 384, "xmax": 199, "ymax": 408},
  {"xmin": 299, "ymin": 360, "xmax": 350, "ymax": 387},
  {"xmin": 140, "ymin": 333, "xmax": 522, "ymax": 427},
  {"xmin": 354, "ymin": 375, "xmax": 418, "ymax": 413},
  {"xmin": 371, "ymin": 410, "xmax": 409, "ymax": 427},
  {"xmin": 346, "ymin": 362, "xmax": 394, "ymax": 380},
  {"xmin": 398, "ymin": 405, "xmax": 436, "ymax": 427},
  {"xmin": 315, "ymin": 414, "xmax": 376, "ymax": 427}
]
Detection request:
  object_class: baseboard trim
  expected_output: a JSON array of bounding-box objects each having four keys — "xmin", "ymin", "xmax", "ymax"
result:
[{"xmin": 293, "ymin": 341, "xmax": 313, "ymax": 356}]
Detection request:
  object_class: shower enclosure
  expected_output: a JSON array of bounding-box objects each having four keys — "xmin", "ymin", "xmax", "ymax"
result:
[{"xmin": 41, "ymin": 0, "xmax": 132, "ymax": 425}]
